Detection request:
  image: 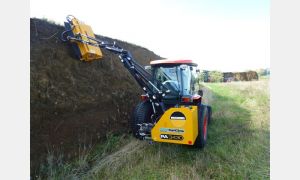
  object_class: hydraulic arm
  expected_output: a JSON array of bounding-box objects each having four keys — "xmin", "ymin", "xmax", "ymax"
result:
[
  {"xmin": 61, "ymin": 16, "xmax": 159, "ymax": 94},
  {"xmin": 61, "ymin": 15, "xmax": 171, "ymax": 117}
]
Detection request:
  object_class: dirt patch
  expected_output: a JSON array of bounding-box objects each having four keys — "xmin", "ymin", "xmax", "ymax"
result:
[{"xmin": 30, "ymin": 18, "xmax": 162, "ymax": 173}]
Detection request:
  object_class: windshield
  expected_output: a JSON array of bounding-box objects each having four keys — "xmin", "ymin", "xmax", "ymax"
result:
[
  {"xmin": 154, "ymin": 66, "xmax": 180, "ymax": 93},
  {"xmin": 153, "ymin": 65, "xmax": 197, "ymax": 96}
]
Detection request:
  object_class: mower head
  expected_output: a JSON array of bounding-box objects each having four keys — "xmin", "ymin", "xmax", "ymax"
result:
[{"xmin": 62, "ymin": 15, "xmax": 103, "ymax": 61}]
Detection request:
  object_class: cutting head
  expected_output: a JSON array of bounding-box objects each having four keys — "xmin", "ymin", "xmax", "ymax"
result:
[{"xmin": 62, "ymin": 15, "xmax": 103, "ymax": 61}]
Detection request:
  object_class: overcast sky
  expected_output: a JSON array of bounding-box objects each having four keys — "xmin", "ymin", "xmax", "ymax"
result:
[{"xmin": 30, "ymin": 0, "xmax": 270, "ymax": 71}]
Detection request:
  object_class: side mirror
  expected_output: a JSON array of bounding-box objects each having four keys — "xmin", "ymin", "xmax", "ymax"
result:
[
  {"xmin": 198, "ymin": 89, "xmax": 203, "ymax": 96},
  {"xmin": 196, "ymin": 69, "xmax": 200, "ymax": 73},
  {"xmin": 144, "ymin": 65, "xmax": 151, "ymax": 70}
]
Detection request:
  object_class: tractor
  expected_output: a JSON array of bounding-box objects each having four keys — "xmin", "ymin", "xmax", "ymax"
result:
[{"xmin": 61, "ymin": 16, "xmax": 212, "ymax": 148}]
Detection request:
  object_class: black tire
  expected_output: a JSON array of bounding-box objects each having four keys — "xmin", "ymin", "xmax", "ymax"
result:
[
  {"xmin": 193, "ymin": 105, "xmax": 209, "ymax": 148},
  {"xmin": 207, "ymin": 106, "xmax": 212, "ymax": 125},
  {"xmin": 131, "ymin": 101, "xmax": 153, "ymax": 138}
]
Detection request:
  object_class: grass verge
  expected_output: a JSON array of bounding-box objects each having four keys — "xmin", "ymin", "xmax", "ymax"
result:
[{"xmin": 35, "ymin": 80, "xmax": 269, "ymax": 179}]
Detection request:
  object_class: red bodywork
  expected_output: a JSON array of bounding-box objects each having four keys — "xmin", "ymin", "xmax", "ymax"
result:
[{"xmin": 150, "ymin": 59, "xmax": 197, "ymax": 66}]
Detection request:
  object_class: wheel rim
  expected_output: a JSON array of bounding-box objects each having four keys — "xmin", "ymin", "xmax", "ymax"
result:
[{"xmin": 203, "ymin": 112, "xmax": 208, "ymax": 140}]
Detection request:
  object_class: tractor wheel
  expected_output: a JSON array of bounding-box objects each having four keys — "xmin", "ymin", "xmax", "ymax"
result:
[
  {"xmin": 207, "ymin": 106, "xmax": 212, "ymax": 125},
  {"xmin": 194, "ymin": 105, "xmax": 209, "ymax": 148},
  {"xmin": 131, "ymin": 101, "xmax": 153, "ymax": 138}
]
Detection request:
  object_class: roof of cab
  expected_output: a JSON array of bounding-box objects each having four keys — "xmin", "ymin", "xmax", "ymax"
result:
[{"xmin": 150, "ymin": 59, "xmax": 197, "ymax": 66}]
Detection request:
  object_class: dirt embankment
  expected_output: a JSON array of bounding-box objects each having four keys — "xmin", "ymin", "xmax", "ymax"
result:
[{"xmin": 30, "ymin": 18, "xmax": 161, "ymax": 171}]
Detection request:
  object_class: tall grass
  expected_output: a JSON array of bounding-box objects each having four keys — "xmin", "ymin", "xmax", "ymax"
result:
[{"xmin": 36, "ymin": 80, "xmax": 269, "ymax": 179}]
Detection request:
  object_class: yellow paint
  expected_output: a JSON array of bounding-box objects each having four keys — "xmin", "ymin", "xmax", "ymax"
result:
[
  {"xmin": 151, "ymin": 106, "xmax": 198, "ymax": 145},
  {"xmin": 71, "ymin": 18, "xmax": 103, "ymax": 61}
]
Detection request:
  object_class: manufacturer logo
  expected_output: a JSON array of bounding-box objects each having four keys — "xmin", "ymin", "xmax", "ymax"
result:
[
  {"xmin": 160, "ymin": 134, "xmax": 184, "ymax": 141},
  {"xmin": 170, "ymin": 116, "xmax": 185, "ymax": 120},
  {"xmin": 160, "ymin": 134, "xmax": 169, "ymax": 139},
  {"xmin": 170, "ymin": 112, "xmax": 186, "ymax": 120},
  {"xmin": 160, "ymin": 128, "xmax": 185, "ymax": 134}
]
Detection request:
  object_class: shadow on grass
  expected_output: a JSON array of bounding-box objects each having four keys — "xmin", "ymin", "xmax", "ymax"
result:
[{"xmin": 127, "ymin": 85, "xmax": 266, "ymax": 179}]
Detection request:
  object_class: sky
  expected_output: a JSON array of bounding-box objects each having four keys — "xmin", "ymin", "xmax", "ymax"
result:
[{"xmin": 30, "ymin": 0, "xmax": 270, "ymax": 71}]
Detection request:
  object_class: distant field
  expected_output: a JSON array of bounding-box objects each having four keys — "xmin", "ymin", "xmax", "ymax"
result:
[{"xmin": 36, "ymin": 80, "xmax": 270, "ymax": 180}]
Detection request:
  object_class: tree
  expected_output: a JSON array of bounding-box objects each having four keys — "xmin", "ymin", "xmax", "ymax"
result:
[
  {"xmin": 208, "ymin": 71, "xmax": 223, "ymax": 82},
  {"xmin": 197, "ymin": 71, "xmax": 206, "ymax": 82},
  {"xmin": 256, "ymin": 68, "xmax": 270, "ymax": 77}
]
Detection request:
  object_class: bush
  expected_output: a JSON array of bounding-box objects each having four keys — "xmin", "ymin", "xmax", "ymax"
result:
[{"xmin": 208, "ymin": 71, "xmax": 223, "ymax": 82}]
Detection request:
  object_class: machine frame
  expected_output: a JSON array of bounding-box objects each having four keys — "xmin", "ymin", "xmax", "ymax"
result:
[{"xmin": 61, "ymin": 15, "xmax": 212, "ymax": 148}]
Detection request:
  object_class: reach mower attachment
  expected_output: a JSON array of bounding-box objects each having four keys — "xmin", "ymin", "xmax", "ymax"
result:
[
  {"xmin": 61, "ymin": 15, "xmax": 103, "ymax": 61},
  {"xmin": 61, "ymin": 16, "xmax": 212, "ymax": 148}
]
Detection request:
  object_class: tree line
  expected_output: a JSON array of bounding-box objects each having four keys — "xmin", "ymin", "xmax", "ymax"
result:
[{"xmin": 196, "ymin": 68, "xmax": 269, "ymax": 83}]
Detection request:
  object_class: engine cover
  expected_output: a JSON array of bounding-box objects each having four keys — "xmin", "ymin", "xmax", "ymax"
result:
[{"xmin": 151, "ymin": 106, "xmax": 198, "ymax": 145}]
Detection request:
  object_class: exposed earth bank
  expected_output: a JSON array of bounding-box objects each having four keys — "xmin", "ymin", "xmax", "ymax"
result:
[{"xmin": 30, "ymin": 18, "xmax": 161, "ymax": 172}]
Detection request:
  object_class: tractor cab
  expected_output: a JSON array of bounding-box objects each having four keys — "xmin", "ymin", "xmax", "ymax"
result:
[{"xmin": 150, "ymin": 59, "xmax": 199, "ymax": 105}]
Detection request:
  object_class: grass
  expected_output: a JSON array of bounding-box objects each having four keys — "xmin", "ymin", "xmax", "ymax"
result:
[{"xmin": 36, "ymin": 80, "xmax": 269, "ymax": 179}]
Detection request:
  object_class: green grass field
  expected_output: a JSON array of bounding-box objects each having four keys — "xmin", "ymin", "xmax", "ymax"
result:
[{"xmin": 38, "ymin": 80, "xmax": 270, "ymax": 180}]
